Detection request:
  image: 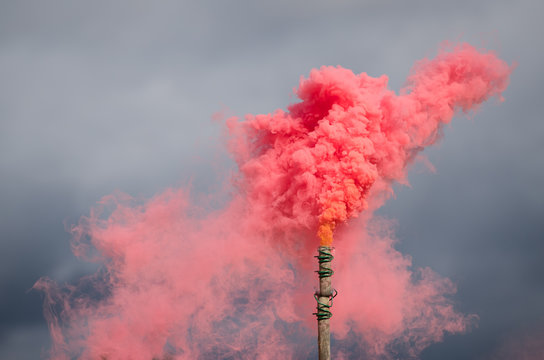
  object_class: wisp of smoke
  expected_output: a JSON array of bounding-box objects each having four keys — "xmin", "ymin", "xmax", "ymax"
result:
[{"xmin": 35, "ymin": 43, "xmax": 512, "ymax": 359}]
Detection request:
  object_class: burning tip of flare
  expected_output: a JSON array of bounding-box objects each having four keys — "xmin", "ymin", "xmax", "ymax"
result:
[{"xmin": 318, "ymin": 221, "xmax": 335, "ymax": 247}]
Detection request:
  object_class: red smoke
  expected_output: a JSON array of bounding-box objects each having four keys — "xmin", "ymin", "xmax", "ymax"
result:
[
  {"xmin": 228, "ymin": 42, "xmax": 510, "ymax": 246},
  {"xmin": 36, "ymin": 43, "xmax": 512, "ymax": 359}
]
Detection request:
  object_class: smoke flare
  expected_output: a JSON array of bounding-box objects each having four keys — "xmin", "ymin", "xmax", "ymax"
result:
[{"xmin": 36, "ymin": 43, "xmax": 512, "ymax": 359}]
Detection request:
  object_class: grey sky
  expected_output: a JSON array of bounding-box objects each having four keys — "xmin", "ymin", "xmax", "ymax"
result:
[{"xmin": 1, "ymin": 1, "xmax": 542, "ymax": 359}]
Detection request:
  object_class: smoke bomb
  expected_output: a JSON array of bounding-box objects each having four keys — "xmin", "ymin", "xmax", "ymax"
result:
[{"xmin": 36, "ymin": 42, "xmax": 512, "ymax": 359}]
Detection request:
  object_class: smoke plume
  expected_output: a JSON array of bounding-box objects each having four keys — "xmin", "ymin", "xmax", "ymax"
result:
[{"xmin": 36, "ymin": 43, "xmax": 512, "ymax": 359}]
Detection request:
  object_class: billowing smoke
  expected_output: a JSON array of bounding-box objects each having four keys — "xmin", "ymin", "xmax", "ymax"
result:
[{"xmin": 36, "ymin": 43, "xmax": 512, "ymax": 359}]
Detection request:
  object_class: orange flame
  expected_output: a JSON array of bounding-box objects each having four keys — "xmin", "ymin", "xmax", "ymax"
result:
[
  {"xmin": 318, "ymin": 221, "xmax": 335, "ymax": 247},
  {"xmin": 318, "ymin": 201, "xmax": 344, "ymax": 246}
]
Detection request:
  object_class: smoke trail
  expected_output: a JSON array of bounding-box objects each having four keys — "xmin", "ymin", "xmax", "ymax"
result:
[{"xmin": 36, "ymin": 43, "xmax": 512, "ymax": 359}]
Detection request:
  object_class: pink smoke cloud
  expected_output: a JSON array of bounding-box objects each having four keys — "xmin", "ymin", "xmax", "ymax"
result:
[
  {"xmin": 227, "ymin": 42, "xmax": 511, "ymax": 246},
  {"xmin": 36, "ymin": 42, "xmax": 512, "ymax": 359}
]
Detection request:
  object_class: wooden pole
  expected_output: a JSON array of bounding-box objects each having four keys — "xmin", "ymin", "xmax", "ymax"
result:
[{"xmin": 316, "ymin": 246, "xmax": 334, "ymax": 360}]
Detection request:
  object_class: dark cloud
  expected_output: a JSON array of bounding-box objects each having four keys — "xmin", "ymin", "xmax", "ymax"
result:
[{"xmin": 1, "ymin": 0, "xmax": 542, "ymax": 358}]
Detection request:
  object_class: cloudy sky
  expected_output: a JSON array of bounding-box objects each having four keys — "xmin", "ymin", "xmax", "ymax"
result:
[{"xmin": 1, "ymin": 0, "xmax": 542, "ymax": 359}]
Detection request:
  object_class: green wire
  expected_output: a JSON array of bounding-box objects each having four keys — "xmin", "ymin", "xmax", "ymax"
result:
[
  {"xmin": 314, "ymin": 247, "xmax": 337, "ymax": 320},
  {"xmin": 315, "ymin": 248, "xmax": 334, "ymax": 278},
  {"xmin": 313, "ymin": 289, "xmax": 338, "ymax": 320}
]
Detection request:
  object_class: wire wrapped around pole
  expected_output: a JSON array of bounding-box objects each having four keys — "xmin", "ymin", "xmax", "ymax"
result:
[
  {"xmin": 314, "ymin": 246, "xmax": 336, "ymax": 360},
  {"xmin": 313, "ymin": 290, "xmax": 338, "ymax": 320},
  {"xmin": 315, "ymin": 248, "xmax": 334, "ymax": 279},
  {"xmin": 314, "ymin": 247, "xmax": 337, "ymax": 320}
]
